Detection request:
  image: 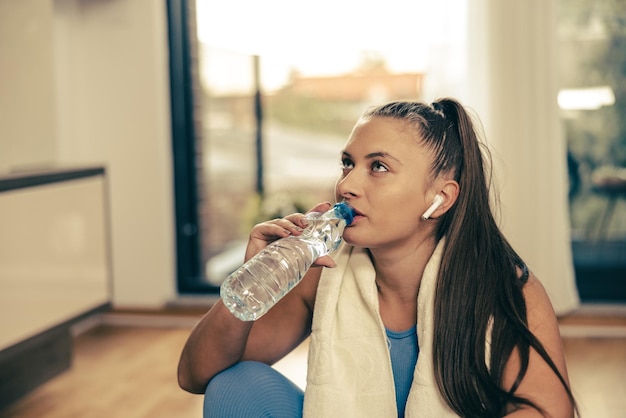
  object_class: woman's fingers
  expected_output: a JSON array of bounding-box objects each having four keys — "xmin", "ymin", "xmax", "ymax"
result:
[
  {"xmin": 245, "ymin": 202, "xmax": 335, "ymax": 262},
  {"xmin": 312, "ymin": 255, "xmax": 337, "ymax": 268},
  {"xmin": 306, "ymin": 202, "xmax": 332, "ymax": 215},
  {"xmin": 281, "ymin": 214, "xmax": 308, "ymax": 230},
  {"xmin": 281, "ymin": 202, "xmax": 331, "ymax": 229},
  {"xmin": 255, "ymin": 218, "xmax": 303, "ymax": 239}
]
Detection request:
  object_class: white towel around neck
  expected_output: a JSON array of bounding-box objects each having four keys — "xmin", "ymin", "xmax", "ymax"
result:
[{"xmin": 303, "ymin": 239, "xmax": 459, "ymax": 417}]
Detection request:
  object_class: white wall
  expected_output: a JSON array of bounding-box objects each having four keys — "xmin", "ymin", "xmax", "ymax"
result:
[
  {"xmin": 0, "ymin": 0, "xmax": 57, "ymax": 168},
  {"xmin": 0, "ymin": 0, "xmax": 177, "ymax": 308}
]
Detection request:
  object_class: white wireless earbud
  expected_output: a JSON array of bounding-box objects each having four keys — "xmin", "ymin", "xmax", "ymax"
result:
[{"xmin": 421, "ymin": 194, "xmax": 444, "ymax": 220}]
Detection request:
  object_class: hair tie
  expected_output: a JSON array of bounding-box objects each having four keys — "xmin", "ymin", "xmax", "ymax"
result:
[{"xmin": 432, "ymin": 102, "xmax": 444, "ymax": 113}]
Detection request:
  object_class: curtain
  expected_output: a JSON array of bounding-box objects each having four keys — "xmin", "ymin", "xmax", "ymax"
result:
[{"xmin": 464, "ymin": 0, "xmax": 580, "ymax": 314}]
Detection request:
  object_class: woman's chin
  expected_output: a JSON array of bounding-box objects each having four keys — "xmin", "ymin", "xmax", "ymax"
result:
[{"xmin": 341, "ymin": 230, "xmax": 366, "ymax": 247}]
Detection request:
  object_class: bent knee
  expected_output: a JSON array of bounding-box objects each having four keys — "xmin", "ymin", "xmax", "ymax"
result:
[{"xmin": 204, "ymin": 361, "xmax": 303, "ymax": 418}]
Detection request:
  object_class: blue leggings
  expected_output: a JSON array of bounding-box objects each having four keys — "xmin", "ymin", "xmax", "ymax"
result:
[{"xmin": 204, "ymin": 361, "xmax": 304, "ymax": 418}]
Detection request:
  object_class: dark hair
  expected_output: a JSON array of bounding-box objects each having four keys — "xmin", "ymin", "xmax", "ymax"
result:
[{"xmin": 362, "ymin": 99, "xmax": 577, "ymax": 416}]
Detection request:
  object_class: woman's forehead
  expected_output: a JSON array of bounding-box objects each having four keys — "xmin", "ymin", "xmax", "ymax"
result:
[{"xmin": 346, "ymin": 117, "xmax": 423, "ymax": 149}]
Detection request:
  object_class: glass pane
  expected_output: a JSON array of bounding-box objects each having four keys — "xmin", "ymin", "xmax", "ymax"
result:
[
  {"xmin": 559, "ymin": 2, "xmax": 626, "ymax": 239},
  {"xmin": 197, "ymin": 48, "xmax": 426, "ymax": 286},
  {"xmin": 559, "ymin": 0, "xmax": 626, "ymax": 301},
  {"xmin": 193, "ymin": 0, "xmax": 464, "ymax": 288},
  {"xmin": 196, "ymin": 46, "xmax": 257, "ymax": 286}
]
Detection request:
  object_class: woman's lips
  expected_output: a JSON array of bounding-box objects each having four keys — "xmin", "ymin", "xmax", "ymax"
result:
[
  {"xmin": 350, "ymin": 206, "xmax": 363, "ymax": 216},
  {"xmin": 348, "ymin": 208, "xmax": 365, "ymax": 225}
]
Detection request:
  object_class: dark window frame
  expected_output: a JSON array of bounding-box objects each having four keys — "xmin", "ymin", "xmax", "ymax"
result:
[{"xmin": 166, "ymin": 0, "xmax": 216, "ymax": 294}]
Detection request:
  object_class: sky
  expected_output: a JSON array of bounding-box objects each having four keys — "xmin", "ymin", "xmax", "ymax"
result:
[{"xmin": 194, "ymin": 0, "xmax": 467, "ymax": 93}]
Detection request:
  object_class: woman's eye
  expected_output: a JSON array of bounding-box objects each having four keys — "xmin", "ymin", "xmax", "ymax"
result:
[
  {"xmin": 372, "ymin": 160, "xmax": 388, "ymax": 172},
  {"xmin": 341, "ymin": 159, "xmax": 354, "ymax": 171}
]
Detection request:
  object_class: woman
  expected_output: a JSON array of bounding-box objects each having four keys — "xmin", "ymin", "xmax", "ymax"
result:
[{"xmin": 178, "ymin": 99, "xmax": 578, "ymax": 417}]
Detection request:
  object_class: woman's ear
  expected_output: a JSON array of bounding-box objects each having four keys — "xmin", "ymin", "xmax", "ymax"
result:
[
  {"xmin": 421, "ymin": 195, "xmax": 444, "ymax": 220},
  {"xmin": 423, "ymin": 180, "xmax": 459, "ymax": 220}
]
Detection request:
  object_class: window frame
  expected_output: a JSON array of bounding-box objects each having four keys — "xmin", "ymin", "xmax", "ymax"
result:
[{"xmin": 166, "ymin": 0, "xmax": 216, "ymax": 294}]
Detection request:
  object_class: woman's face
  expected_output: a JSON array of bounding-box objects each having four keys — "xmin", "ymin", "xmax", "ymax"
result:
[{"xmin": 336, "ymin": 116, "xmax": 436, "ymax": 249}]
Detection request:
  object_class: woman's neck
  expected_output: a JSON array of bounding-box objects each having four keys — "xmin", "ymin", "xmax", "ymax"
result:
[
  {"xmin": 368, "ymin": 236, "xmax": 439, "ymax": 330},
  {"xmin": 368, "ymin": 235, "xmax": 438, "ymax": 292}
]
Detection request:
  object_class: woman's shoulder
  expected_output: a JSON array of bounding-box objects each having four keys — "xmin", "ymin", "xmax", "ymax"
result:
[
  {"xmin": 503, "ymin": 272, "xmax": 574, "ymax": 416},
  {"xmin": 521, "ymin": 271, "xmax": 560, "ymax": 331}
]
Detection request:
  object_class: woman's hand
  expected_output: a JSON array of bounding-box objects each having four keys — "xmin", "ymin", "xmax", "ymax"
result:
[{"xmin": 244, "ymin": 201, "xmax": 337, "ymax": 268}]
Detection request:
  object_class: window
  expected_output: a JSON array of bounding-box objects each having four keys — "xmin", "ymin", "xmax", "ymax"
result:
[
  {"xmin": 559, "ymin": 0, "xmax": 626, "ymax": 301},
  {"xmin": 169, "ymin": 0, "xmax": 625, "ymax": 301},
  {"xmin": 171, "ymin": 0, "xmax": 436, "ymax": 292}
]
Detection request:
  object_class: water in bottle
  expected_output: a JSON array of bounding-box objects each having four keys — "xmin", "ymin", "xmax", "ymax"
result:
[{"xmin": 221, "ymin": 202, "xmax": 355, "ymax": 321}]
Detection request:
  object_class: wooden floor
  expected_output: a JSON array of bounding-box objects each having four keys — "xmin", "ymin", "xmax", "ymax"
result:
[
  {"xmin": 0, "ymin": 326, "xmax": 203, "ymax": 418},
  {"xmin": 0, "ymin": 311, "xmax": 625, "ymax": 418}
]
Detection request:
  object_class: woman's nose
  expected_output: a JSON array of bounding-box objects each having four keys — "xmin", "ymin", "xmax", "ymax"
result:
[{"xmin": 336, "ymin": 171, "xmax": 359, "ymax": 199}]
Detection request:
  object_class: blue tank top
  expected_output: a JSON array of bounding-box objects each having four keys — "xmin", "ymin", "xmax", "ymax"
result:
[{"xmin": 386, "ymin": 326, "xmax": 419, "ymax": 418}]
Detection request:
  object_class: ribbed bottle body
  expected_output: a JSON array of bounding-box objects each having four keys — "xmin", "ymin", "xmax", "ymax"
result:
[{"xmin": 221, "ymin": 204, "xmax": 352, "ymax": 321}]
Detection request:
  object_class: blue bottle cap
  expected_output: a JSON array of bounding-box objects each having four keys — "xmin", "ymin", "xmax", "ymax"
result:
[{"xmin": 333, "ymin": 202, "xmax": 355, "ymax": 225}]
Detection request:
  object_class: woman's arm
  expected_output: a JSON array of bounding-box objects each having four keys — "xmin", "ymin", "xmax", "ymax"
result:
[
  {"xmin": 177, "ymin": 203, "xmax": 332, "ymax": 394},
  {"xmin": 177, "ymin": 267, "xmax": 322, "ymax": 394},
  {"xmin": 502, "ymin": 273, "xmax": 574, "ymax": 418}
]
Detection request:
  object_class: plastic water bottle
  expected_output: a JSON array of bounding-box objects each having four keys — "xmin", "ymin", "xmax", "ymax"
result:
[{"xmin": 221, "ymin": 202, "xmax": 355, "ymax": 321}]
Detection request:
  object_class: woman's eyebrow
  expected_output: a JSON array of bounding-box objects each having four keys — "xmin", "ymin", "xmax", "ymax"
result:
[
  {"xmin": 367, "ymin": 152, "xmax": 403, "ymax": 165},
  {"xmin": 366, "ymin": 151, "xmax": 400, "ymax": 162},
  {"xmin": 341, "ymin": 150, "xmax": 403, "ymax": 164}
]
